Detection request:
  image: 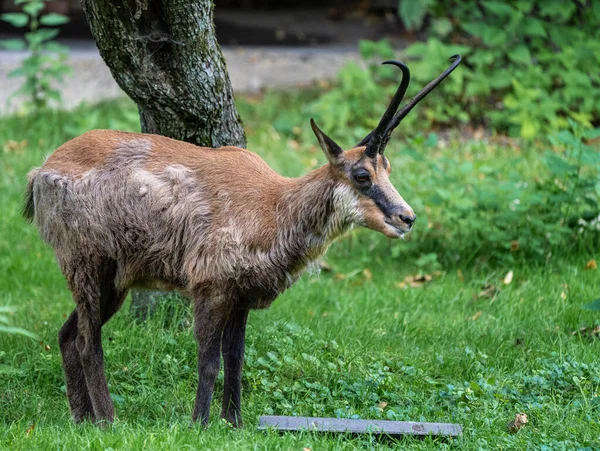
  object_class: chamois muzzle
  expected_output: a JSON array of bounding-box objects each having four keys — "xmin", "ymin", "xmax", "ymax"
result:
[{"xmin": 361, "ymin": 55, "xmax": 462, "ymax": 157}]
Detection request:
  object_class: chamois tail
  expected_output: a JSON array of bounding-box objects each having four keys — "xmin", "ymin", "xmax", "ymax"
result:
[{"xmin": 22, "ymin": 168, "xmax": 40, "ymax": 222}]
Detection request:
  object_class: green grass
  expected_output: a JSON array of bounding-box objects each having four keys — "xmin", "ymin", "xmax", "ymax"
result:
[{"xmin": 1, "ymin": 99, "xmax": 600, "ymax": 450}]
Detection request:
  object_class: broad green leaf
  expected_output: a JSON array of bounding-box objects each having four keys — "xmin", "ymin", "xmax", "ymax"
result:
[
  {"xmin": 520, "ymin": 119, "xmax": 539, "ymax": 139},
  {"xmin": 398, "ymin": 0, "xmax": 434, "ymax": 31},
  {"xmin": 539, "ymin": 0, "xmax": 576, "ymax": 21},
  {"xmin": 431, "ymin": 18, "xmax": 453, "ymax": 37},
  {"xmin": 0, "ymin": 38, "xmax": 25, "ymax": 51},
  {"xmin": 461, "ymin": 22, "xmax": 487, "ymax": 39},
  {"xmin": 509, "ymin": 45, "xmax": 531, "ymax": 64},
  {"xmin": 44, "ymin": 41, "xmax": 68, "ymax": 52},
  {"xmin": 482, "ymin": 1, "xmax": 514, "ymax": 17},
  {"xmin": 40, "ymin": 13, "xmax": 70, "ymax": 26},
  {"xmin": 582, "ymin": 299, "xmax": 600, "ymax": 311},
  {"xmin": 0, "ymin": 325, "xmax": 37, "ymax": 339},
  {"xmin": 513, "ymin": 0, "xmax": 534, "ymax": 13},
  {"xmin": 0, "ymin": 12, "xmax": 28, "ymax": 27},
  {"xmin": 482, "ymin": 27, "xmax": 508, "ymax": 47},
  {"xmin": 583, "ymin": 128, "xmax": 600, "ymax": 140},
  {"xmin": 522, "ymin": 17, "xmax": 547, "ymax": 38},
  {"xmin": 25, "ymin": 28, "xmax": 60, "ymax": 45},
  {"xmin": 22, "ymin": 1, "xmax": 44, "ymax": 17}
]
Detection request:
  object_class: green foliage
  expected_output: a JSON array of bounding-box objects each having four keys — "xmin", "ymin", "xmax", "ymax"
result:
[
  {"xmin": 1, "ymin": 0, "xmax": 71, "ymax": 112},
  {"xmin": 391, "ymin": 123, "xmax": 600, "ymax": 265},
  {"xmin": 396, "ymin": 0, "xmax": 600, "ymax": 137},
  {"xmin": 307, "ymin": 39, "xmax": 470, "ymax": 141},
  {"xmin": 0, "ymin": 306, "xmax": 36, "ymax": 339},
  {"xmin": 0, "ymin": 306, "xmax": 36, "ymax": 374},
  {"xmin": 583, "ymin": 298, "xmax": 600, "ymax": 311},
  {"xmin": 397, "ymin": 0, "xmax": 434, "ymax": 32}
]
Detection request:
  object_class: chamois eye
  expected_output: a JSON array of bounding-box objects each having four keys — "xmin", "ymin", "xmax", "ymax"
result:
[{"xmin": 353, "ymin": 171, "xmax": 371, "ymax": 185}]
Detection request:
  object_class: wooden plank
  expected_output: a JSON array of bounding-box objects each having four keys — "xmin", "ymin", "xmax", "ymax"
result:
[{"xmin": 259, "ymin": 416, "xmax": 462, "ymax": 438}]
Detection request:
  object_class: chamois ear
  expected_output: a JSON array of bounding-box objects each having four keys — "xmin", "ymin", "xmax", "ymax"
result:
[{"xmin": 310, "ymin": 118, "xmax": 343, "ymax": 164}]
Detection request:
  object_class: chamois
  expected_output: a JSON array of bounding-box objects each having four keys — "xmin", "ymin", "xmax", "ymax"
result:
[{"xmin": 24, "ymin": 56, "xmax": 461, "ymax": 427}]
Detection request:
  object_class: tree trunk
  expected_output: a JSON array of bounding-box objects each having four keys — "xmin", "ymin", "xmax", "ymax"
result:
[{"xmin": 80, "ymin": 0, "xmax": 247, "ymax": 316}]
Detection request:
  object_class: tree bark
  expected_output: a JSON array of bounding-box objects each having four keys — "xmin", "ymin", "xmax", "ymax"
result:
[{"xmin": 80, "ymin": 0, "xmax": 247, "ymax": 315}]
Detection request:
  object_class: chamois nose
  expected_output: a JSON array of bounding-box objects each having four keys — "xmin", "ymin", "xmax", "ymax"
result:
[{"xmin": 399, "ymin": 212, "xmax": 416, "ymax": 226}]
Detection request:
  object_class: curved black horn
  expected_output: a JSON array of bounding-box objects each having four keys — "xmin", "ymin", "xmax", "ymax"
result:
[
  {"xmin": 378, "ymin": 55, "xmax": 462, "ymax": 151},
  {"xmin": 360, "ymin": 60, "xmax": 410, "ymax": 158}
]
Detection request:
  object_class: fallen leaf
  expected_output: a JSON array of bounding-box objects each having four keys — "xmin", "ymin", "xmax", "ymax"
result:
[
  {"xmin": 586, "ymin": 259, "xmax": 597, "ymax": 270},
  {"xmin": 3, "ymin": 139, "xmax": 28, "ymax": 153},
  {"xmin": 503, "ymin": 270, "xmax": 514, "ymax": 285},
  {"xmin": 572, "ymin": 325, "xmax": 600, "ymax": 337},
  {"xmin": 378, "ymin": 401, "xmax": 388, "ymax": 409},
  {"xmin": 25, "ymin": 423, "xmax": 35, "ymax": 436},
  {"xmin": 469, "ymin": 311, "xmax": 483, "ymax": 321},
  {"xmin": 507, "ymin": 412, "xmax": 528, "ymax": 432},
  {"xmin": 363, "ymin": 268, "xmax": 372, "ymax": 281},
  {"xmin": 475, "ymin": 283, "xmax": 498, "ymax": 300},
  {"xmin": 397, "ymin": 273, "xmax": 434, "ymax": 288},
  {"xmin": 510, "ymin": 241, "xmax": 519, "ymax": 252}
]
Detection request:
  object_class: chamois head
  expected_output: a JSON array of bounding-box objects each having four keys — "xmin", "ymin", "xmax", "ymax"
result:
[{"xmin": 311, "ymin": 55, "xmax": 462, "ymax": 238}]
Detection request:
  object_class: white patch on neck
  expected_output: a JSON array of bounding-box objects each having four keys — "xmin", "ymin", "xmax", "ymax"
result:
[
  {"xmin": 303, "ymin": 184, "xmax": 361, "ymax": 256},
  {"xmin": 328, "ymin": 184, "xmax": 361, "ymax": 236}
]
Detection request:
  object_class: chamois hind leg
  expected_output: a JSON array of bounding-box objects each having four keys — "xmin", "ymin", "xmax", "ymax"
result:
[
  {"xmin": 59, "ymin": 274, "xmax": 127, "ymax": 424},
  {"xmin": 220, "ymin": 308, "xmax": 248, "ymax": 427},
  {"xmin": 66, "ymin": 259, "xmax": 125, "ymax": 425},
  {"xmin": 192, "ymin": 295, "xmax": 231, "ymax": 426},
  {"xmin": 58, "ymin": 310, "xmax": 94, "ymax": 422}
]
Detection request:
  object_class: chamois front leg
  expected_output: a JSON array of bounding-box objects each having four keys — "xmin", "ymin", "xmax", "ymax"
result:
[
  {"xmin": 192, "ymin": 295, "xmax": 231, "ymax": 426},
  {"xmin": 220, "ymin": 308, "xmax": 249, "ymax": 427}
]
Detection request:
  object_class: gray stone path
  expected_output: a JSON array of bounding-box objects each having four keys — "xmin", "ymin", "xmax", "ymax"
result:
[{"xmin": 0, "ymin": 42, "xmax": 360, "ymax": 114}]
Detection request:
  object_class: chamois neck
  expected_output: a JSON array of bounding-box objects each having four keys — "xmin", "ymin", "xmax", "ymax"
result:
[{"xmin": 278, "ymin": 164, "xmax": 356, "ymax": 244}]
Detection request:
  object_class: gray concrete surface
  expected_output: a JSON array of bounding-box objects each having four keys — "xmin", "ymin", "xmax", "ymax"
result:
[{"xmin": 0, "ymin": 42, "xmax": 361, "ymax": 115}]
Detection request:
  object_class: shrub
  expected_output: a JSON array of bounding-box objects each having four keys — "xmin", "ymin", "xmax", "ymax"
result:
[{"xmin": 396, "ymin": 0, "xmax": 600, "ymax": 137}]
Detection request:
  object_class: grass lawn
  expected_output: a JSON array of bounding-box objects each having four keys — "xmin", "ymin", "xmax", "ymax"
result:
[{"xmin": 1, "ymin": 99, "xmax": 599, "ymax": 450}]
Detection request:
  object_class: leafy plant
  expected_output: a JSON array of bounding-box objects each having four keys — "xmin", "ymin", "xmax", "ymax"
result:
[
  {"xmin": 396, "ymin": 0, "xmax": 600, "ymax": 137},
  {"xmin": 0, "ymin": 306, "xmax": 36, "ymax": 374},
  {"xmin": 391, "ymin": 123, "xmax": 600, "ymax": 264},
  {"xmin": 0, "ymin": 0, "xmax": 71, "ymax": 111},
  {"xmin": 0, "ymin": 306, "xmax": 35, "ymax": 339}
]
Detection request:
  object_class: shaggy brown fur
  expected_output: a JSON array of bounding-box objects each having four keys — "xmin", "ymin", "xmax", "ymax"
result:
[{"xmin": 24, "ymin": 126, "xmax": 414, "ymax": 427}]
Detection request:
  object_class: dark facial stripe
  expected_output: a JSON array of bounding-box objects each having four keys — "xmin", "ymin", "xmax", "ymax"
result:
[{"xmin": 368, "ymin": 184, "xmax": 396, "ymax": 218}]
